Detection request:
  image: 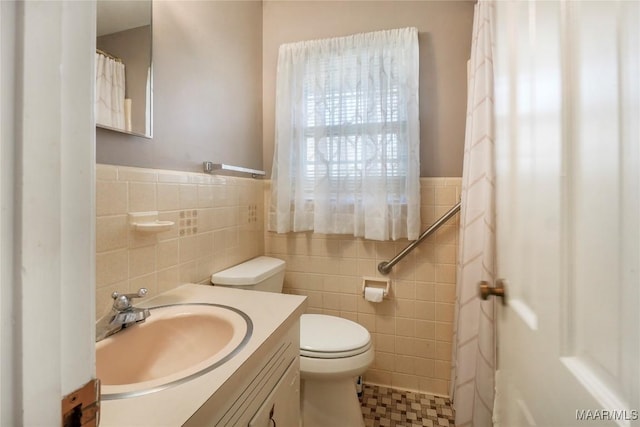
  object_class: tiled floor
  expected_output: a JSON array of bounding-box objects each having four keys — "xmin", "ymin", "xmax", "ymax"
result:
[{"xmin": 360, "ymin": 384, "xmax": 455, "ymax": 427}]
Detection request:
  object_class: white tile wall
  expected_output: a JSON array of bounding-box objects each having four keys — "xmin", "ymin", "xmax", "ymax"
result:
[
  {"xmin": 95, "ymin": 166, "xmax": 460, "ymax": 397},
  {"xmin": 264, "ymin": 177, "xmax": 461, "ymax": 396},
  {"xmin": 95, "ymin": 164, "xmax": 264, "ymax": 317}
]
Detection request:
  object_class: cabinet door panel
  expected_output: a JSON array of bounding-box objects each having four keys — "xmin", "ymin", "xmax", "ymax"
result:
[{"xmin": 249, "ymin": 359, "xmax": 300, "ymax": 427}]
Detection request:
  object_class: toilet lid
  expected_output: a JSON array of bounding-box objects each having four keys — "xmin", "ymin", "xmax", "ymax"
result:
[{"xmin": 300, "ymin": 314, "xmax": 371, "ymax": 358}]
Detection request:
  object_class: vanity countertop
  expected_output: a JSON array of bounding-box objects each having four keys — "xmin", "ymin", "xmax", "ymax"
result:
[{"xmin": 99, "ymin": 283, "xmax": 306, "ymax": 427}]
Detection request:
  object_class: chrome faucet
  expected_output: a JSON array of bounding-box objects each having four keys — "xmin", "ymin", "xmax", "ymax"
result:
[{"xmin": 95, "ymin": 288, "xmax": 151, "ymax": 342}]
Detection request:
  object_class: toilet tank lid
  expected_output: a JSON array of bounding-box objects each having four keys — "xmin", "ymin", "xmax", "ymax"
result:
[{"xmin": 210, "ymin": 256, "xmax": 285, "ymax": 286}]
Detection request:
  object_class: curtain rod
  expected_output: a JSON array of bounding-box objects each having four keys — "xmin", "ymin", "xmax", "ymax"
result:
[{"xmin": 96, "ymin": 48, "xmax": 122, "ymax": 63}]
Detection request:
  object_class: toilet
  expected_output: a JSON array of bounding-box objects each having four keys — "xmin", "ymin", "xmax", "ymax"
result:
[{"xmin": 211, "ymin": 256, "xmax": 374, "ymax": 427}]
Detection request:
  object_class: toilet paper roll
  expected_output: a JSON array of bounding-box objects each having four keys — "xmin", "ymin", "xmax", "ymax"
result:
[{"xmin": 364, "ymin": 287, "xmax": 384, "ymax": 303}]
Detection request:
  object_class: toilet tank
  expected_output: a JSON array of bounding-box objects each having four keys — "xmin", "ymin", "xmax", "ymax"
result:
[{"xmin": 210, "ymin": 256, "xmax": 286, "ymax": 293}]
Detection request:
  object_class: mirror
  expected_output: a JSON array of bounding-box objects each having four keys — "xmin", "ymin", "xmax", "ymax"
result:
[{"xmin": 96, "ymin": 0, "xmax": 152, "ymax": 138}]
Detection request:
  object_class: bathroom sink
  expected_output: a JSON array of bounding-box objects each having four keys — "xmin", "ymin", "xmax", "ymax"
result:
[{"xmin": 97, "ymin": 303, "xmax": 252, "ymax": 400}]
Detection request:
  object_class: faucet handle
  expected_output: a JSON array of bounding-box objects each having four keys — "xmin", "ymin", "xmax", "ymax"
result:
[{"xmin": 111, "ymin": 288, "xmax": 148, "ymax": 311}]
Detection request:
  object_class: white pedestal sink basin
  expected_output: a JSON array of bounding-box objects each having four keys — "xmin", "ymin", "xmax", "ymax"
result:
[{"xmin": 97, "ymin": 303, "xmax": 252, "ymax": 400}]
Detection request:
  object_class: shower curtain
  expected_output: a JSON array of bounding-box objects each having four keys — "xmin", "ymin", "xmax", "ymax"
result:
[
  {"xmin": 95, "ymin": 52, "xmax": 126, "ymax": 130},
  {"xmin": 450, "ymin": 1, "xmax": 496, "ymax": 426}
]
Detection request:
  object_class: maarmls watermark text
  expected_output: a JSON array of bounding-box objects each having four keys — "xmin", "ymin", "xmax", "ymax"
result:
[{"xmin": 576, "ymin": 409, "xmax": 639, "ymax": 422}]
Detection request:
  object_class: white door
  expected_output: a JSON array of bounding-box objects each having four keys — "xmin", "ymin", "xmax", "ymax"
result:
[
  {"xmin": 1, "ymin": 1, "xmax": 97, "ymax": 425},
  {"xmin": 493, "ymin": 1, "xmax": 639, "ymax": 426}
]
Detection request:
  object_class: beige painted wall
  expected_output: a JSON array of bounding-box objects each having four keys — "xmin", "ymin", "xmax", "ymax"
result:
[
  {"xmin": 262, "ymin": 0, "xmax": 474, "ymax": 177},
  {"xmin": 97, "ymin": 1, "xmax": 263, "ymax": 173}
]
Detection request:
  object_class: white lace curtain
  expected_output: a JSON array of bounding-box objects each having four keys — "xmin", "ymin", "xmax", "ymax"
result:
[
  {"xmin": 95, "ymin": 52, "xmax": 125, "ymax": 130},
  {"xmin": 269, "ymin": 27, "xmax": 421, "ymax": 241}
]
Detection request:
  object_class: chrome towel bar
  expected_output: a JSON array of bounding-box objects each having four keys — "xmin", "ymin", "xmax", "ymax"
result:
[
  {"xmin": 377, "ymin": 201, "xmax": 461, "ymax": 275},
  {"xmin": 203, "ymin": 162, "xmax": 266, "ymax": 178}
]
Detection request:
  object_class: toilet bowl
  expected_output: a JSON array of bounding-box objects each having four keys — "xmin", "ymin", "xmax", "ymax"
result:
[
  {"xmin": 211, "ymin": 256, "xmax": 374, "ymax": 426},
  {"xmin": 299, "ymin": 314, "xmax": 374, "ymax": 427}
]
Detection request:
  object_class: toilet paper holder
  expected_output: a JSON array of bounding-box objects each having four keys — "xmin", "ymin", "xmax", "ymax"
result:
[{"xmin": 361, "ymin": 276, "xmax": 390, "ymax": 298}]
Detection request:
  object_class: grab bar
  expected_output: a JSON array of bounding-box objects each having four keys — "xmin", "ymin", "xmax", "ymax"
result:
[{"xmin": 377, "ymin": 201, "xmax": 461, "ymax": 275}]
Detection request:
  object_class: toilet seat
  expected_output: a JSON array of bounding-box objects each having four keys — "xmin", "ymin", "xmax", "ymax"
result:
[{"xmin": 300, "ymin": 314, "xmax": 371, "ymax": 359}]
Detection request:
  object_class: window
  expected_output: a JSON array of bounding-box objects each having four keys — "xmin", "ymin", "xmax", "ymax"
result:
[
  {"xmin": 270, "ymin": 28, "xmax": 421, "ymax": 241},
  {"xmin": 302, "ymin": 57, "xmax": 408, "ymax": 196}
]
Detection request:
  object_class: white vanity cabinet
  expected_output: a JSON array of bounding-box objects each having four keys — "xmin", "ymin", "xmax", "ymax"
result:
[
  {"xmin": 185, "ymin": 320, "xmax": 301, "ymax": 426},
  {"xmin": 248, "ymin": 359, "xmax": 300, "ymax": 427},
  {"xmin": 98, "ymin": 285, "xmax": 306, "ymax": 427}
]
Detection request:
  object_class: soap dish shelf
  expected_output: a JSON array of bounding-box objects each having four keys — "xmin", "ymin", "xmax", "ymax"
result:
[{"xmin": 129, "ymin": 212, "xmax": 175, "ymax": 233}]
